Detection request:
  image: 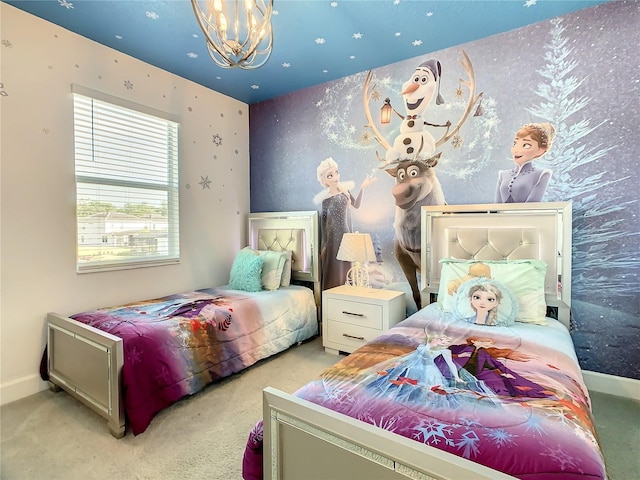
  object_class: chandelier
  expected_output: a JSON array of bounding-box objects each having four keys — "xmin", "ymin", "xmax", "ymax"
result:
[{"xmin": 191, "ymin": 0, "xmax": 274, "ymax": 70}]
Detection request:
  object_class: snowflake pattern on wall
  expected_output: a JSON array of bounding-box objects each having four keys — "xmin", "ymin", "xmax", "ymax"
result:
[
  {"xmin": 199, "ymin": 176, "xmax": 211, "ymax": 189},
  {"xmin": 212, "ymin": 134, "xmax": 222, "ymax": 146}
]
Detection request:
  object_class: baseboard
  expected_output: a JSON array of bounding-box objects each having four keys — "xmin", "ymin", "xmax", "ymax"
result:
[
  {"xmin": 583, "ymin": 370, "xmax": 640, "ymax": 402},
  {"xmin": 0, "ymin": 374, "xmax": 48, "ymax": 406}
]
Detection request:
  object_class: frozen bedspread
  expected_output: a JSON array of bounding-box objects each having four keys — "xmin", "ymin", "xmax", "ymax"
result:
[
  {"xmin": 243, "ymin": 304, "xmax": 606, "ymax": 479},
  {"xmin": 71, "ymin": 285, "xmax": 317, "ymax": 435}
]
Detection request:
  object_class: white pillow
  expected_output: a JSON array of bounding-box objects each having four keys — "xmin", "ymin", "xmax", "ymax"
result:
[
  {"xmin": 438, "ymin": 258, "xmax": 548, "ymax": 325},
  {"xmin": 280, "ymin": 250, "xmax": 293, "ymax": 287},
  {"xmin": 244, "ymin": 247, "xmax": 287, "ymax": 291}
]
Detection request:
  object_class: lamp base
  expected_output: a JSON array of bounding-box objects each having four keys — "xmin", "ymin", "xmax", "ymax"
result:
[{"xmin": 345, "ymin": 262, "xmax": 371, "ymax": 288}]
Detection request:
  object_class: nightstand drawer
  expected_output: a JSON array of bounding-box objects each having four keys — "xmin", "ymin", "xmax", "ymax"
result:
[
  {"xmin": 325, "ymin": 298, "xmax": 383, "ymax": 329},
  {"xmin": 326, "ymin": 322, "xmax": 381, "ymax": 351}
]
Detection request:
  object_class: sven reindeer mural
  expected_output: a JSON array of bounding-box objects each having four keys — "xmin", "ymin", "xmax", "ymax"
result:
[{"xmin": 363, "ymin": 50, "xmax": 483, "ymax": 309}]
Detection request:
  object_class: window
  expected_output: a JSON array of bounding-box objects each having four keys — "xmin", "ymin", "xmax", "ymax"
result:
[{"xmin": 72, "ymin": 85, "xmax": 180, "ymax": 273}]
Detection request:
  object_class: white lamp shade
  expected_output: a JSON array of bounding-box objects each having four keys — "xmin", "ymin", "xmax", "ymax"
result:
[{"xmin": 336, "ymin": 233, "xmax": 376, "ymax": 263}]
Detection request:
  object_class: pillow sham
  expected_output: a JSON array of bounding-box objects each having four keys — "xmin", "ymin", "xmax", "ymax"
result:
[
  {"xmin": 255, "ymin": 248, "xmax": 288, "ymax": 291},
  {"xmin": 239, "ymin": 247, "xmax": 289, "ymax": 291},
  {"xmin": 279, "ymin": 250, "xmax": 293, "ymax": 287},
  {"xmin": 452, "ymin": 277, "xmax": 518, "ymax": 327},
  {"xmin": 229, "ymin": 249, "xmax": 264, "ymax": 292},
  {"xmin": 438, "ymin": 258, "xmax": 548, "ymax": 325}
]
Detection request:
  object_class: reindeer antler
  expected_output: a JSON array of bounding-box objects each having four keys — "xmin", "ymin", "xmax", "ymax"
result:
[
  {"xmin": 435, "ymin": 50, "xmax": 483, "ymax": 148},
  {"xmin": 363, "ymin": 70, "xmax": 392, "ymax": 154}
]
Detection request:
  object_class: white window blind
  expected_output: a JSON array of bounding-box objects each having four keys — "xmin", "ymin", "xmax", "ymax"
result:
[{"xmin": 73, "ymin": 87, "xmax": 180, "ymax": 273}]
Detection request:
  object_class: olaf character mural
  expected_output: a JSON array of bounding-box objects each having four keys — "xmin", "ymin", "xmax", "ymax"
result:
[{"xmin": 363, "ymin": 50, "xmax": 483, "ymax": 309}]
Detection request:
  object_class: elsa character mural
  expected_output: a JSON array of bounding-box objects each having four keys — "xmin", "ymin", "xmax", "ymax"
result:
[
  {"xmin": 495, "ymin": 122, "xmax": 556, "ymax": 203},
  {"xmin": 314, "ymin": 157, "xmax": 377, "ymax": 290}
]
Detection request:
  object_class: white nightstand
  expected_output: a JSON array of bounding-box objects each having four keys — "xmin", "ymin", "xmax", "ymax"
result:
[{"xmin": 322, "ymin": 285, "xmax": 406, "ymax": 355}]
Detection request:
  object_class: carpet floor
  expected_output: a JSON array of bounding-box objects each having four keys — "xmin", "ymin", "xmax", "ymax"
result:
[{"xmin": 1, "ymin": 336, "xmax": 638, "ymax": 479}]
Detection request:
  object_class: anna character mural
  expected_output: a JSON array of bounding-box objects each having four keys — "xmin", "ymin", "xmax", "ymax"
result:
[{"xmin": 495, "ymin": 122, "xmax": 556, "ymax": 203}]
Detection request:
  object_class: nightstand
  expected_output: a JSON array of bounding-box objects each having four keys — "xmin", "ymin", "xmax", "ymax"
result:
[{"xmin": 322, "ymin": 285, "xmax": 406, "ymax": 355}]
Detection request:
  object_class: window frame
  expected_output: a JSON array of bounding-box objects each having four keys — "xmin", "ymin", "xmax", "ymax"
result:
[{"xmin": 72, "ymin": 85, "xmax": 180, "ymax": 273}]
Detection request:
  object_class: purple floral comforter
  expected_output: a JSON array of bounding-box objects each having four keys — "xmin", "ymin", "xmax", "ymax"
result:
[
  {"xmin": 70, "ymin": 286, "xmax": 317, "ymax": 435},
  {"xmin": 243, "ymin": 304, "xmax": 606, "ymax": 479}
]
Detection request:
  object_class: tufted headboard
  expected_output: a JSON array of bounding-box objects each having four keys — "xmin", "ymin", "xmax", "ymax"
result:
[
  {"xmin": 248, "ymin": 211, "xmax": 320, "ymax": 307},
  {"xmin": 421, "ymin": 202, "xmax": 572, "ymax": 327}
]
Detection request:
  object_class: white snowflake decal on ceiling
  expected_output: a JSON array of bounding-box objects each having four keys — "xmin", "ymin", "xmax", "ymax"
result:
[
  {"xmin": 212, "ymin": 134, "xmax": 222, "ymax": 146},
  {"xmin": 145, "ymin": 11, "xmax": 159, "ymax": 20},
  {"xmin": 58, "ymin": 0, "xmax": 74, "ymax": 9}
]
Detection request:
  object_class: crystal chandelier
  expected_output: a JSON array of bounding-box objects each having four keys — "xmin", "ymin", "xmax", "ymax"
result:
[{"xmin": 191, "ymin": 0, "xmax": 273, "ymax": 69}]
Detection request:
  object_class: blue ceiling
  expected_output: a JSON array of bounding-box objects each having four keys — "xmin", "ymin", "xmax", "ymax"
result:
[{"xmin": 4, "ymin": 0, "xmax": 611, "ymax": 104}]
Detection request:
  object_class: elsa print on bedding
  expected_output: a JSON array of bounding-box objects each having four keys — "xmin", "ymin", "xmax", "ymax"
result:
[{"xmin": 362, "ymin": 333, "xmax": 498, "ymax": 407}]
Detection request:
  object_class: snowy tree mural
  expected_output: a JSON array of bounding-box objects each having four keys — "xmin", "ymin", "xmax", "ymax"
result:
[
  {"xmin": 532, "ymin": 18, "xmax": 638, "ymax": 299},
  {"xmin": 526, "ymin": 16, "xmax": 639, "ymax": 377}
]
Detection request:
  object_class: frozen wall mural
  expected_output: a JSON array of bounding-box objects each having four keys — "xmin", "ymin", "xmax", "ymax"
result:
[{"xmin": 249, "ymin": 2, "xmax": 639, "ymax": 379}]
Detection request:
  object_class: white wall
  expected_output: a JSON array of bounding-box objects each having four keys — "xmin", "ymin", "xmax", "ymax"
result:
[{"xmin": 0, "ymin": 4, "xmax": 251, "ymax": 404}]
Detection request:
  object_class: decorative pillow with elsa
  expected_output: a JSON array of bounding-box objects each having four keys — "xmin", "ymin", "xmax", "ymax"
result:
[{"xmin": 452, "ymin": 277, "xmax": 518, "ymax": 327}]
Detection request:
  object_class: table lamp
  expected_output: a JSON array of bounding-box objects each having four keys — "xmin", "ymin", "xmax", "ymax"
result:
[{"xmin": 336, "ymin": 232, "xmax": 376, "ymax": 288}]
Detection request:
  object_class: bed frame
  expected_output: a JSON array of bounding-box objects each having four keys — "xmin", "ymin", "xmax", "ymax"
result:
[
  {"xmin": 263, "ymin": 202, "xmax": 573, "ymax": 479},
  {"xmin": 45, "ymin": 210, "xmax": 319, "ymax": 439},
  {"xmin": 248, "ymin": 211, "xmax": 320, "ymax": 311}
]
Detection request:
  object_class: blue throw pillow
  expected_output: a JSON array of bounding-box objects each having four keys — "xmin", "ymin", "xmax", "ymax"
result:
[
  {"xmin": 229, "ymin": 249, "xmax": 264, "ymax": 292},
  {"xmin": 452, "ymin": 277, "xmax": 518, "ymax": 327}
]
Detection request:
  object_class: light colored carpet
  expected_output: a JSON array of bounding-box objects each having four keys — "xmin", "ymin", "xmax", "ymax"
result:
[{"xmin": 1, "ymin": 336, "xmax": 638, "ymax": 479}]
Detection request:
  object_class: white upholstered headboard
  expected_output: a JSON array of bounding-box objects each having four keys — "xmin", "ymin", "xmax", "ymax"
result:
[
  {"xmin": 248, "ymin": 211, "xmax": 320, "ymax": 306},
  {"xmin": 420, "ymin": 202, "xmax": 572, "ymax": 327}
]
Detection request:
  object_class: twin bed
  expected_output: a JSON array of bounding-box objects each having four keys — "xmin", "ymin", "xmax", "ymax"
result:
[
  {"xmin": 243, "ymin": 202, "xmax": 608, "ymax": 480},
  {"xmin": 45, "ymin": 211, "xmax": 320, "ymax": 438}
]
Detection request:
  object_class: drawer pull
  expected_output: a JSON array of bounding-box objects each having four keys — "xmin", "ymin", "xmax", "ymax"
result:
[
  {"xmin": 343, "ymin": 333, "xmax": 365, "ymax": 341},
  {"xmin": 342, "ymin": 310, "xmax": 364, "ymax": 317}
]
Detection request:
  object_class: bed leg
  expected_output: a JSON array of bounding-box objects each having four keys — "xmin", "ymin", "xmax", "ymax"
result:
[
  {"xmin": 109, "ymin": 421, "xmax": 125, "ymax": 439},
  {"xmin": 48, "ymin": 381, "xmax": 62, "ymax": 393}
]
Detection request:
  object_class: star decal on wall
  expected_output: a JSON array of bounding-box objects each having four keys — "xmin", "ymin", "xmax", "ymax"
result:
[
  {"xmin": 212, "ymin": 133, "xmax": 222, "ymax": 146},
  {"xmin": 199, "ymin": 175, "xmax": 212, "ymax": 189}
]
